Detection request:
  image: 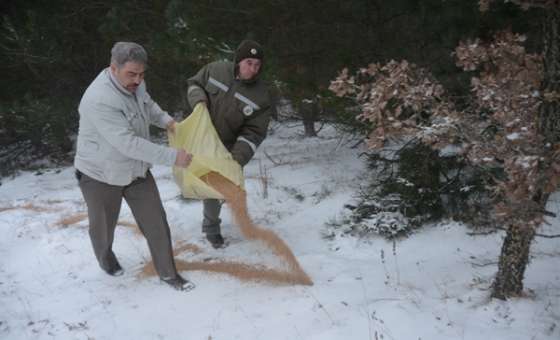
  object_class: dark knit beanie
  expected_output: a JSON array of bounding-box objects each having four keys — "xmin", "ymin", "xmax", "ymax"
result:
[{"xmin": 234, "ymin": 40, "xmax": 264, "ymax": 65}]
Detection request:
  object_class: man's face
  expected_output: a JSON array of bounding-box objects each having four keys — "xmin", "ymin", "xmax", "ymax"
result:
[
  {"xmin": 110, "ymin": 61, "xmax": 145, "ymax": 93},
  {"xmin": 238, "ymin": 58, "xmax": 262, "ymax": 81}
]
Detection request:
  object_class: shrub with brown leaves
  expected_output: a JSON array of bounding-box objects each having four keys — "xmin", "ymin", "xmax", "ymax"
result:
[
  {"xmin": 330, "ymin": 29, "xmax": 547, "ymax": 228},
  {"xmin": 329, "ymin": 60, "xmax": 457, "ymax": 150}
]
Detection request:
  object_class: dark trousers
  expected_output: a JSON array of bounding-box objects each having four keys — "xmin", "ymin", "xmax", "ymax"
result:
[
  {"xmin": 77, "ymin": 170, "xmax": 178, "ymax": 279},
  {"xmin": 202, "ymin": 199, "xmax": 223, "ymax": 235}
]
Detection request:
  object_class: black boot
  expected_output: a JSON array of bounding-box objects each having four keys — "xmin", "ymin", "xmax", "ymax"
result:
[
  {"xmin": 206, "ymin": 233, "xmax": 225, "ymax": 249},
  {"xmin": 104, "ymin": 261, "xmax": 124, "ymax": 276},
  {"xmin": 161, "ymin": 274, "xmax": 195, "ymax": 291}
]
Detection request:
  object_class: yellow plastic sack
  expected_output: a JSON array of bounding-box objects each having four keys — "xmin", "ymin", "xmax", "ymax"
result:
[{"xmin": 169, "ymin": 103, "xmax": 244, "ymax": 199}]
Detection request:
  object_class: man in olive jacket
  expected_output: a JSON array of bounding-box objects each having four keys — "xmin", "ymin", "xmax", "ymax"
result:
[
  {"xmin": 187, "ymin": 39, "xmax": 272, "ymax": 248},
  {"xmin": 75, "ymin": 42, "xmax": 194, "ymax": 291}
]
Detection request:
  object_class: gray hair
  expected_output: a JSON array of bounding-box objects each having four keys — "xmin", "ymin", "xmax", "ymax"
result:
[{"xmin": 110, "ymin": 42, "xmax": 148, "ymax": 68}]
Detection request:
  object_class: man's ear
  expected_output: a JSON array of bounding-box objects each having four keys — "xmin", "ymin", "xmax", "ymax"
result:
[{"xmin": 110, "ymin": 63, "xmax": 117, "ymax": 74}]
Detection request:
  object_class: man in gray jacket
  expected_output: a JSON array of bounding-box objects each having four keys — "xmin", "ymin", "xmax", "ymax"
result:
[
  {"xmin": 187, "ymin": 39, "xmax": 272, "ymax": 248},
  {"xmin": 74, "ymin": 42, "xmax": 194, "ymax": 291}
]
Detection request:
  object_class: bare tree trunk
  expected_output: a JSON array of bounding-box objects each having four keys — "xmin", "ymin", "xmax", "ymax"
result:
[
  {"xmin": 491, "ymin": 224, "xmax": 535, "ymax": 299},
  {"xmin": 300, "ymin": 99, "xmax": 318, "ymax": 137},
  {"xmin": 492, "ymin": 5, "xmax": 560, "ymax": 300}
]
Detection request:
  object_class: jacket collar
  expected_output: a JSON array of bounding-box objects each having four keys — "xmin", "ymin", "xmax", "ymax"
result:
[{"xmin": 105, "ymin": 67, "xmax": 146, "ymax": 98}]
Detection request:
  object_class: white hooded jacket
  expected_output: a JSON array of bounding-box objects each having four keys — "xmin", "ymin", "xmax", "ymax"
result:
[{"xmin": 74, "ymin": 68, "xmax": 177, "ymax": 186}]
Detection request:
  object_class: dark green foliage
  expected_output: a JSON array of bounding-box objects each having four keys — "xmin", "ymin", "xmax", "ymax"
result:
[
  {"xmin": 1, "ymin": 1, "xmax": 115, "ymax": 175},
  {"xmin": 380, "ymin": 144, "xmax": 444, "ymax": 221},
  {"xmin": 0, "ymin": 0, "xmax": 542, "ymax": 177},
  {"xmin": 0, "ymin": 95, "xmax": 73, "ymax": 149},
  {"xmin": 0, "ymin": 95, "xmax": 76, "ymax": 176},
  {"xmin": 0, "ymin": 1, "xmax": 214, "ymax": 175},
  {"xmin": 438, "ymin": 159, "xmax": 498, "ymax": 228},
  {"xmin": 349, "ymin": 142, "xmax": 499, "ymax": 236}
]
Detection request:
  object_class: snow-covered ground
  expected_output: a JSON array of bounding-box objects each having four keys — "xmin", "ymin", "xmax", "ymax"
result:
[{"xmin": 1, "ymin": 121, "xmax": 558, "ymax": 340}]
